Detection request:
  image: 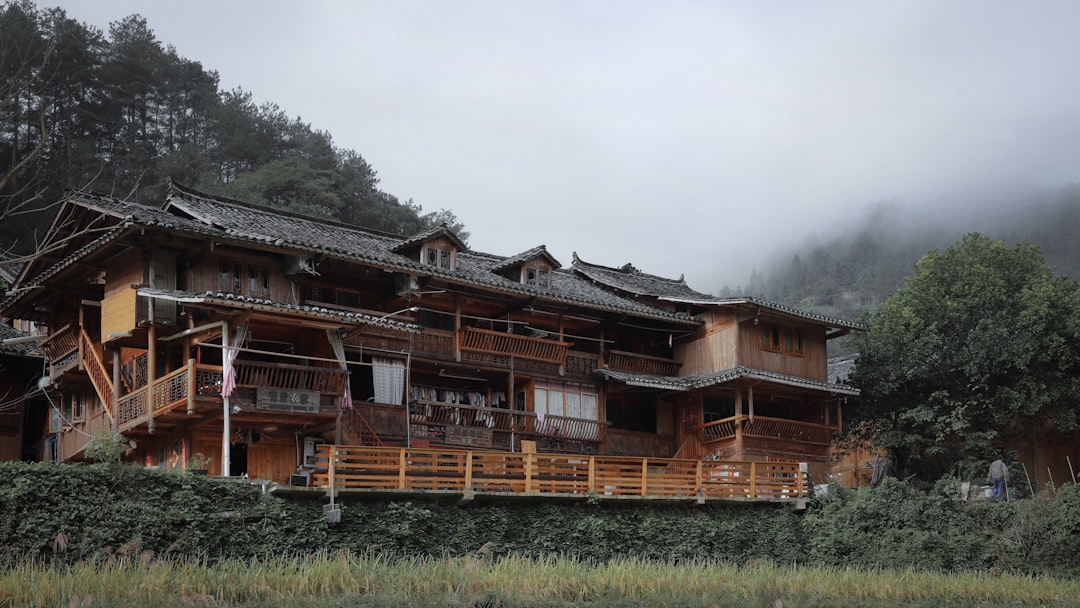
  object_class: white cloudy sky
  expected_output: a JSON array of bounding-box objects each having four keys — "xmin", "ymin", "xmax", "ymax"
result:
[{"xmin": 56, "ymin": 1, "xmax": 1080, "ymax": 291}]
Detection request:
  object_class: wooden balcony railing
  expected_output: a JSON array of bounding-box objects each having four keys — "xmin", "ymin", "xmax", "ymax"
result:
[
  {"xmin": 698, "ymin": 415, "xmax": 837, "ymax": 447},
  {"xmin": 604, "ymin": 350, "xmax": 680, "ymax": 376},
  {"xmin": 744, "ymin": 416, "xmax": 836, "ymax": 445},
  {"xmin": 312, "ymin": 446, "xmax": 808, "ymax": 501},
  {"xmin": 41, "ymin": 324, "xmax": 80, "ymax": 377},
  {"xmin": 117, "ymin": 363, "xmax": 192, "ymax": 430},
  {"xmin": 411, "ymin": 400, "xmax": 608, "ymax": 444},
  {"xmin": 458, "ymin": 326, "xmax": 570, "ymax": 364},
  {"xmin": 231, "ymin": 360, "xmax": 348, "ymax": 395}
]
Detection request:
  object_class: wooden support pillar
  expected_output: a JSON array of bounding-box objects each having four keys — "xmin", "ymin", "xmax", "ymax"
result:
[
  {"xmin": 747, "ymin": 384, "xmax": 755, "ymax": 421},
  {"xmin": 453, "ymin": 294, "xmax": 461, "ymax": 362}
]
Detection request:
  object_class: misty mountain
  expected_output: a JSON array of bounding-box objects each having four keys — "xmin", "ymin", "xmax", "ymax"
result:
[{"xmin": 724, "ymin": 182, "xmax": 1080, "ymax": 324}]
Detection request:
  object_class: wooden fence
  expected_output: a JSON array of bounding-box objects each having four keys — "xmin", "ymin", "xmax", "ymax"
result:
[{"xmin": 312, "ymin": 445, "xmax": 807, "ymax": 501}]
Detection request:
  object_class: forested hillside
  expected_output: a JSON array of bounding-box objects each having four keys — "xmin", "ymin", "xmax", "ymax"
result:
[
  {"xmin": 0, "ymin": 1, "xmax": 465, "ymax": 268},
  {"xmin": 728, "ymin": 182, "xmax": 1080, "ymax": 324}
]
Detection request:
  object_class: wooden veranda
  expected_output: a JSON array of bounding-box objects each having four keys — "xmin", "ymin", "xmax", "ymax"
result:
[{"xmin": 309, "ymin": 445, "xmax": 810, "ymax": 504}]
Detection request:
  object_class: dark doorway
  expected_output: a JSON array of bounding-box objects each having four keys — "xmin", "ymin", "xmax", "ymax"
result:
[{"xmin": 230, "ymin": 443, "xmax": 248, "ymax": 477}]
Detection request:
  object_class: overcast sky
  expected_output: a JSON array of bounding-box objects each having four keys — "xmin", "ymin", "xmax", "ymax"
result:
[{"xmin": 55, "ymin": 1, "xmax": 1080, "ymax": 291}]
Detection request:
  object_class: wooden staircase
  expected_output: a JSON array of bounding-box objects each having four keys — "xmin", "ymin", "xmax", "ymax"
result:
[
  {"xmin": 672, "ymin": 432, "xmax": 705, "ymax": 460},
  {"xmin": 342, "ymin": 406, "xmax": 382, "ymax": 446},
  {"xmin": 79, "ymin": 328, "xmax": 115, "ymax": 425}
]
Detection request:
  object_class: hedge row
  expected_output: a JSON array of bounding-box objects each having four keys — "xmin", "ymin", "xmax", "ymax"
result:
[{"xmin": 1, "ymin": 462, "xmax": 1077, "ymax": 576}]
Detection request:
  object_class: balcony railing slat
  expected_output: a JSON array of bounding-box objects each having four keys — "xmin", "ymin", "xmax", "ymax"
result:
[{"xmin": 311, "ymin": 446, "xmax": 809, "ymax": 501}]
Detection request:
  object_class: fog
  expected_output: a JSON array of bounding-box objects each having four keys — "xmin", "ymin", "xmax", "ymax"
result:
[{"xmin": 58, "ymin": 1, "xmax": 1080, "ymax": 292}]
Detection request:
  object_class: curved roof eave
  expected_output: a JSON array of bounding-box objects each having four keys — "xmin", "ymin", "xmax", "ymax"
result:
[{"xmin": 598, "ymin": 366, "xmax": 860, "ymax": 396}]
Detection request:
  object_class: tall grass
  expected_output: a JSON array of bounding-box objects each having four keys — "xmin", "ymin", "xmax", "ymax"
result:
[{"xmin": 1, "ymin": 552, "xmax": 1077, "ymax": 607}]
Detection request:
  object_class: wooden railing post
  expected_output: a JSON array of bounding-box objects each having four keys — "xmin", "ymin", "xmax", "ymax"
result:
[
  {"xmin": 588, "ymin": 456, "xmax": 596, "ymax": 493},
  {"xmin": 465, "ymin": 451, "xmax": 474, "ymax": 491},
  {"xmin": 327, "ymin": 446, "xmax": 336, "ymax": 490},
  {"xmin": 640, "ymin": 458, "xmax": 648, "ymax": 496},
  {"xmin": 398, "ymin": 448, "xmax": 407, "ymax": 490},
  {"xmin": 186, "ymin": 359, "xmax": 195, "ymax": 413},
  {"xmin": 749, "ymin": 462, "xmax": 757, "ymax": 499},
  {"xmin": 524, "ymin": 453, "xmax": 534, "ymax": 493}
]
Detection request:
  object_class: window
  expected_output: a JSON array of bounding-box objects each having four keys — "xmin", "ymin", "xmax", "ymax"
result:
[
  {"xmin": 220, "ymin": 260, "xmax": 271, "ymax": 297},
  {"xmin": 422, "ymin": 245, "xmax": 454, "ymax": 270},
  {"xmin": 533, "ymin": 380, "xmax": 598, "ymax": 420},
  {"xmin": 606, "ymin": 395, "xmax": 657, "ymax": 432},
  {"xmin": 523, "ymin": 264, "xmax": 551, "ymax": 287},
  {"xmin": 760, "ymin": 323, "xmax": 803, "ymax": 355},
  {"xmin": 248, "ymin": 265, "xmax": 270, "ymax": 297},
  {"xmin": 60, "ymin": 391, "xmax": 83, "ymax": 426}
]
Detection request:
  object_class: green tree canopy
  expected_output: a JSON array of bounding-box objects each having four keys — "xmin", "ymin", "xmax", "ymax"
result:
[{"xmin": 849, "ymin": 233, "xmax": 1080, "ymax": 481}]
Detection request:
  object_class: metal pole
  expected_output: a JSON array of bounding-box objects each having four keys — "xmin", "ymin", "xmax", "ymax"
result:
[{"xmin": 221, "ymin": 322, "xmax": 231, "ymax": 477}]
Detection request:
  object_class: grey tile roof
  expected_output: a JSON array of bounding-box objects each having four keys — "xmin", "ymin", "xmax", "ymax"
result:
[
  {"xmin": 570, "ymin": 253, "xmax": 863, "ymax": 331},
  {"xmin": 827, "ymin": 354, "xmax": 858, "ymax": 385},
  {"xmin": 0, "ymin": 263, "xmax": 20, "ymax": 287},
  {"xmin": 136, "ymin": 287, "xmax": 423, "ymax": 332},
  {"xmin": 5, "ymin": 184, "xmax": 699, "ymax": 326},
  {"xmin": 598, "ymin": 365, "xmax": 860, "ymax": 396},
  {"xmin": 571, "ymin": 253, "xmax": 712, "ymax": 300},
  {"xmin": 491, "ymin": 245, "xmax": 561, "ymax": 272},
  {"xmin": 391, "ymin": 224, "xmax": 467, "ymax": 253},
  {"xmin": 0, "ymin": 323, "xmax": 42, "ymax": 357}
]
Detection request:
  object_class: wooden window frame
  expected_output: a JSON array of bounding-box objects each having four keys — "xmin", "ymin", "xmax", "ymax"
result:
[
  {"xmin": 760, "ymin": 323, "xmax": 804, "ymax": 355},
  {"xmin": 421, "ymin": 245, "xmax": 455, "ymax": 271},
  {"xmin": 522, "ymin": 263, "xmax": 551, "ymax": 288}
]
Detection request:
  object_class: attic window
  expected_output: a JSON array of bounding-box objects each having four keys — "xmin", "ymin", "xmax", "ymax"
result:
[
  {"xmin": 422, "ymin": 245, "xmax": 454, "ymax": 270},
  {"xmin": 761, "ymin": 323, "xmax": 803, "ymax": 355},
  {"xmin": 523, "ymin": 264, "xmax": 551, "ymax": 288}
]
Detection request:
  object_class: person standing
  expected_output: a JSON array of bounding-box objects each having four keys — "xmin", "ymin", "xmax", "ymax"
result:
[{"xmin": 987, "ymin": 454, "xmax": 1009, "ymax": 501}]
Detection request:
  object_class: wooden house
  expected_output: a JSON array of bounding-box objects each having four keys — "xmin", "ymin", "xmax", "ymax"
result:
[
  {"xmin": 0, "ymin": 184, "xmax": 858, "ymax": 498},
  {"xmin": 0, "ymin": 323, "xmax": 48, "ymax": 461}
]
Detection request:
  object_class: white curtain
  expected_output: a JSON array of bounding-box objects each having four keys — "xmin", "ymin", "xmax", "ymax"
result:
[
  {"xmin": 326, "ymin": 330, "xmax": 352, "ymax": 409},
  {"xmin": 220, "ymin": 323, "xmax": 248, "ymax": 397},
  {"xmin": 372, "ymin": 357, "xmax": 405, "ymax": 405}
]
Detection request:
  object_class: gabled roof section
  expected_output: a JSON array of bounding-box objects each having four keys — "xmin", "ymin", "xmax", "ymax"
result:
[
  {"xmin": 492, "ymin": 245, "xmax": 561, "ymax": 273},
  {"xmin": 828, "ymin": 354, "xmax": 858, "ymax": 385},
  {"xmin": 391, "ymin": 224, "xmax": 467, "ymax": 254},
  {"xmin": 4, "ymin": 183, "xmax": 699, "ymax": 326},
  {"xmin": 0, "ymin": 323, "xmax": 42, "ymax": 358},
  {"xmin": 599, "ymin": 365, "xmax": 860, "ymax": 396},
  {"xmin": 0, "ymin": 263, "xmax": 20, "ymax": 289},
  {"xmin": 136, "ymin": 287, "xmax": 423, "ymax": 333},
  {"xmin": 571, "ymin": 253, "xmax": 713, "ymax": 301}
]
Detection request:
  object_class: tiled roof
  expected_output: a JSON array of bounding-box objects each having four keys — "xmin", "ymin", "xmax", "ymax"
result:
[
  {"xmin": 136, "ymin": 287, "xmax": 423, "ymax": 332},
  {"xmin": 571, "ymin": 253, "xmax": 711, "ymax": 300},
  {"xmin": 5, "ymin": 183, "xmax": 694, "ymax": 326},
  {"xmin": 0, "ymin": 323, "xmax": 41, "ymax": 358},
  {"xmin": 391, "ymin": 224, "xmax": 467, "ymax": 253},
  {"xmin": 827, "ymin": 354, "xmax": 858, "ymax": 385},
  {"xmin": 0, "ymin": 263, "xmax": 20, "ymax": 287},
  {"xmin": 598, "ymin": 365, "xmax": 860, "ymax": 396},
  {"xmin": 570, "ymin": 253, "xmax": 863, "ymax": 330},
  {"xmin": 491, "ymin": 245, "xmax": 561, "ymax": 272}
]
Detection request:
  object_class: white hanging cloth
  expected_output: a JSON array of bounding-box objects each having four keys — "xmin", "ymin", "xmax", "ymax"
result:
[
  {"xmin": 221, "ymin": 322, "xmax": 248, "ymax": 397},
  {"xmin": 326, "ymin": 330, "xmax": 353, "ymax": 410},
  {"xmin": 372, "ymin": 356, "xmax": 405, "ymax": 406}
]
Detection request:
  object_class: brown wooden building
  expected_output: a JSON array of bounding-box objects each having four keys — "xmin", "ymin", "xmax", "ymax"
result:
[
  {"xmin": 0, "ymin": 323, "xmax": 48, "ymax": 462},
  {"xmin": 0, "ymin": 184, "xmax": 859, "ymax": 492}
]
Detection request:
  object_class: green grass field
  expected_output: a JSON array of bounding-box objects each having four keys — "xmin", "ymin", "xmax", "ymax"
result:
[{"xmin": 2, "ymin": 552, "xmax": 1077, "ymax": 608}]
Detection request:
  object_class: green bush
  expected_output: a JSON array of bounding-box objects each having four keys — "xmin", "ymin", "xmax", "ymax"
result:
[{"xmin": 1, "ymin": 461, "xmax": 1077, "ymax": 577}]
